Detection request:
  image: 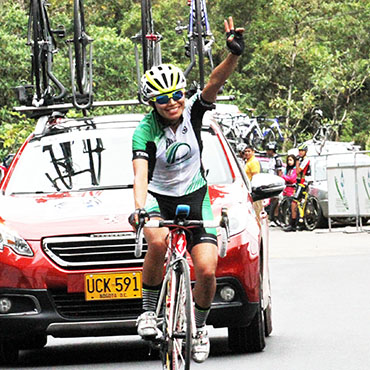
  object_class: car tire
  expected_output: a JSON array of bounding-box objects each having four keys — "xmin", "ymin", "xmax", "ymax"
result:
[
  {"xmin": 0, "ymin": 341, "xmax": 19, "ymax": 365},
  {"xmin": 228, "ymin": 275, "xmax": 266, "ymax": 353}
]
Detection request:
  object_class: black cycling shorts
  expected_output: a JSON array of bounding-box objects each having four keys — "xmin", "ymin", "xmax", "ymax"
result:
[{"xmin": 146, "ymin": 186, "xmax": 218, "ymax": 251}]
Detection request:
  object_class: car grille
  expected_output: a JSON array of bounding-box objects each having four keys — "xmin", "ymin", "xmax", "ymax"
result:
[
  {"xmin": 42, "ymin": 232, "xmax": 148, "ymax": 270},
  {"xmin": 49, "ymin": 289, "xmax": 142, "ymax": 319}
]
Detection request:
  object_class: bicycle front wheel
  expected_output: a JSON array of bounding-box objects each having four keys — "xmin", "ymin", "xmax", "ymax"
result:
[
  {"xmin": 162, "ymin": 259, "xmax": 192, "ymax": 370},
  {"xmin": 278, "ymin": 197, "xmax": 293, "ymax": 228},
  {"xmin": 304, "ymin": 196, "xmax": 320, "ymax": 231},
  {"xmin": 74, "ymin": 0, "xmax": 87, "ymax": 94}
]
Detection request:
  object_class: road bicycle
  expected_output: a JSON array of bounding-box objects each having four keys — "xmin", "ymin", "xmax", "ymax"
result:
[
  {"xmin": 312, "ymin": 123, "xmax": 339, "ymax": 154},
  {"xmin": 15, "ymin": 0, "xmax": 93, "ymax": 111},
  {"xmin": 175, "ymin": 0, "xmax": 215, "ymax": 90},
  {"xmin": 15, "ymin": 0, "xmax": 67, "ymax": 107},
  {"xmin": 242, "ymin": 117, "xmax": 297, "ymax": 152},
  {"xmin": 213, "ymin": 112, "xmax": 245, "ymax": 150},
  {"xmin": 278, "ymin": 183, "xmax": 321, "ymax": 231},
  {"xmin": 67, "ymin": 0, "xmax": 94, "ymax": 110},
  {"xmin": 134, "ymin": 204, "xmax": 229, "ymax": 370}
]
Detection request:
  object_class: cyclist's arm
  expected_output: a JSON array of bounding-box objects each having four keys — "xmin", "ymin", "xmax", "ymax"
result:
[
  {"xmin": 133, "ymin": 158, "xmax": 148, "ymax": 209},
  {"xmin": 202, "ymin": 53, "xmax": 240, "ymax": 103},
  {"xmin": 202, "ymin": 17, "xmax": 244, "ymax": 103}
]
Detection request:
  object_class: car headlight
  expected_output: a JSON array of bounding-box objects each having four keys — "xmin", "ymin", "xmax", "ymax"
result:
[
  {"xmin": 0, "ymin": 223, "xmax": 33, "ymax": 257},
  {"xmin": 227, "ymin": 205, "xmax": 249, "ymax": 237}
]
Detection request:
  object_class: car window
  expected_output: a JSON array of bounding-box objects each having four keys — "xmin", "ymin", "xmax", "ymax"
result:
[
  {"xmin": 202, "ymin": 130, "xmax": 233, "ymax": 184},
  {"xmin": 5, "ymin": 126, "xmax": 233, "ymax": 194}
]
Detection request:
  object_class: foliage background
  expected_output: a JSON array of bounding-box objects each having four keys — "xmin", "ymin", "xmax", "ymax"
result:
[{"xmin": 0, "ymin": 0, "xmax": 369, "ymax": 158}]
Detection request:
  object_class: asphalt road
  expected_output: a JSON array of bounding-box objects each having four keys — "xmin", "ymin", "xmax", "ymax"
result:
[{"xmin": 6, "ymin": 225, "xmax": 370, "ymax": 370}]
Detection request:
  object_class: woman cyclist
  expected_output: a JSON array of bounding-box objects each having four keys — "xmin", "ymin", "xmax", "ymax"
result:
[{"xmin": 130, "ymin": 17, "xmax": 244, "ymax": 363}]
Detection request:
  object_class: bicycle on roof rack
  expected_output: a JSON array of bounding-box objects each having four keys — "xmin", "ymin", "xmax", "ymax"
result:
[
  {"xmin": 14, "ymin": 0, "xmax": 93, "ymax": 112},
  {"xmin": 176, "ymin": 0, "xmax": 215, "ymax": 90},
  {"xmin": 14, "ymin": 0, "xmax": 67, "ymax": 108}
]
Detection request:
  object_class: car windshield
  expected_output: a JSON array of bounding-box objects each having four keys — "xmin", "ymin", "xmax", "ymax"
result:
[{"xmin": 5, "ymin": 125, "xmax": 233, "ymax": 194}]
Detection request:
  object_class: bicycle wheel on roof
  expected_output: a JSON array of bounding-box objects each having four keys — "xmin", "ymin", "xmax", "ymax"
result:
[
  {"xmin": 29, "ymin": 0, "xmax": 46, "ymax": 102},
  {"xmin": 194, "ymin": 0, "xmax": 205, "ymax": 89},
  {"xmin": 74, "ymin": 0, "xmax": 87, "ymax": 94},
  {"xmin": 141, "ymin": 0, "xmax": 155, "ymax": 72}
]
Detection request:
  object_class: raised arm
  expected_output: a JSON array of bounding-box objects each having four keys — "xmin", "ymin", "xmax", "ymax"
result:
[{"xmin": 201, "ymin": 16, "xmax": 244, "ymax": 103}]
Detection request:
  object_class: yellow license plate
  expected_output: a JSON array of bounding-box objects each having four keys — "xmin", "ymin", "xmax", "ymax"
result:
[{"xmin": 84, "ymin": 271, "xmax": 142, "ymax": 301}]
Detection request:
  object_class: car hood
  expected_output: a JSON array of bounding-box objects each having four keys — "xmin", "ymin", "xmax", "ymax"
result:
[
  {"xmin": 0, "ymin": 182, "xmax": 252, "ymax": 240},
  {"xmin": 0, "ymin": 189, "xmax": 135, "ymax": 240}
]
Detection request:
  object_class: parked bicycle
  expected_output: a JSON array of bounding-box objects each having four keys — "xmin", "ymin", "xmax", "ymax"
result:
[
  {"xmin": 278, "ymin": 183, "xmax": 321, "ymax": 231},
  {"xmin": 175, "ymin": 0, "xmax": 215, "ymax": 90},
  {"xmin": 134, "ymin": 204, "xmax": 229, "ymax": 370}
]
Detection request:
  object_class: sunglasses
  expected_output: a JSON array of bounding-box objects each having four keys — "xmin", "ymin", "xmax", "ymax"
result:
[{"xmin": 151, "ymin": 89, "xmax": 185, "ymax": 105}]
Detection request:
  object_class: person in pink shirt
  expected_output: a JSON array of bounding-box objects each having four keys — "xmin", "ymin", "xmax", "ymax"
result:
[{"xmin": 281, "ymin": 154, "xmax": 297, "ymax": 197}]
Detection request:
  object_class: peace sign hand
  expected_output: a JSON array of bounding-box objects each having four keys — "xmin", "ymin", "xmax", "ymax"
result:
[{"xmin": 224, "ymin": 16, "xmax": 245, "ymax": 56}]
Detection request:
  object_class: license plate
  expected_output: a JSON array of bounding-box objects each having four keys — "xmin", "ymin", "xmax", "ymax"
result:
[{"xmin": 84, "ymin": 271, "xmax": 142, "ymax": 301}]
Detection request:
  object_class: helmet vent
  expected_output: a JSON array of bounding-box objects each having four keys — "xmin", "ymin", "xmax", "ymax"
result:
[{"xmin": 162, "ymin": 73, "xmax": 169, "ymax": 88}]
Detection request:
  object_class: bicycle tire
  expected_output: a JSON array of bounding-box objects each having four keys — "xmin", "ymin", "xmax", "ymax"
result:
[
  {"xmin": 141, "ymin": 0, "xmax": 154, "ymax": 72},
  {"xmin": 30, "ymin": 0, "xmax": 44, "ymax": 101},
  {"xmin": 74, "ymin": 0, "xmax": 87, "ymax": 94},
  {"xmin": 194, "ymin": 0, "xmax": 205, "ymax": 89},
  {"xmin": 263, "ymin": 129, "xmax": 276, "ymax": 146},
  {"xmin": 248, "ymin": 131, "xmax": 263, "ymax": 152},
  {"xmin": 304, "ymin": 196, "xmax": 320, "ymax": 231},
  {"xmin": 162, "ymin": 260, "xmax": 192, "ymax": 370},
  {"xmin": 278, "ymin": 197, "xmax": 293, "ymax": 228}
]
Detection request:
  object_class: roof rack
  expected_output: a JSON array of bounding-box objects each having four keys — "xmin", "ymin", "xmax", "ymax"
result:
[{"xmin": 13, "ymin": 95, "xmax": 235, "ymax": 115}]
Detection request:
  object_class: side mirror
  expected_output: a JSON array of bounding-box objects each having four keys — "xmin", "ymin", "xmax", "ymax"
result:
[{"xmin": 251, "ymin": 173, "xmax": 285, "ymax": 202}]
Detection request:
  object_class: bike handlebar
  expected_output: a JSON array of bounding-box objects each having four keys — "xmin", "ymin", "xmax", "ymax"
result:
[{"xmin": 134, "ymin": 209, "xmax": 230, "ymax": 258}]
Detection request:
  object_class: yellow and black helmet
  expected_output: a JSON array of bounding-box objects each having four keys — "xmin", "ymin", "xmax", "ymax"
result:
[{"xmin": 140, "ymin": 64, "xmax": 186, "ymax": 102}]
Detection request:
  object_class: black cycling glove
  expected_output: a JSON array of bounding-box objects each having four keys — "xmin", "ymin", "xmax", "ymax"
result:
[
  {"xmin": 128, "ymin": 208, "xmax": 149, "ymax": 229},
  {"xmin": 226, "ymin": 29, "xmax": 244, "ymax": 56}
]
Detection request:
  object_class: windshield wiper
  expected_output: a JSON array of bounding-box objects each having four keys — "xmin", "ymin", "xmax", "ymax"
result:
[{"xmin": 77, "ymin": 185, "xmax": 133, "ymax": 191}]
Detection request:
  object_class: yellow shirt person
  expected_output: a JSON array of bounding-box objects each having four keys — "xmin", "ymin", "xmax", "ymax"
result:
[{"xmin": 244, "ymin": 146, "xmax": 260, "ymax": 180}]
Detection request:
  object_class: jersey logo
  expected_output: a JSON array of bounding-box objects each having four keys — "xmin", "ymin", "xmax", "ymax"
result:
[{"xmin": 166, "ymin": 142, "xmax": 191, "ymax": 165}]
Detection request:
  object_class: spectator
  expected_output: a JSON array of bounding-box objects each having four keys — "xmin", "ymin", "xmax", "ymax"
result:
[
  {"xmin": 266, "ymin": 141, "xmax": 283, "ymax": 176},
  {"xmin": 265, "ymin": 141, "xmax": 283, "ymax": 223},
  {"xmin": 284, "ymin": 144, "xmax": 311, "ymax": 232},
  {"xmin": 244, "ymin": 145, "xmax": 260, "ymax": 180},
  {"xmin": 281, "ymin": 154, "xmax": 297, "ymax": 196}
]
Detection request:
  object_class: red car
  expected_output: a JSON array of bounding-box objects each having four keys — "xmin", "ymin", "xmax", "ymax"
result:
[{"xmin": 0, "ymin": 111, "xmax": 283, "ymax": 364}]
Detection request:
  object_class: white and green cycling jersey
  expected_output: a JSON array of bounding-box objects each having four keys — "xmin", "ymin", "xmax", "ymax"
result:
[{"xmin": 132, "ymin": 93, "xmax": 214, "ymax": 197}]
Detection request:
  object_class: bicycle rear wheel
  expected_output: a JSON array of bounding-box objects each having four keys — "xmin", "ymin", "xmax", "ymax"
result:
[
  {"xmin": 74, "ymin": 0, "xmax": 87, "ymax": 94},
  {"xmin": 161, "ymin": 260, "xmax": 192, "ymax": 370},
  {"xmin": 304, "ymin": 196, "xmax": 320, "ymax": 231},
  {"xmin": 194, "ymin": 0, "xmax": 205, "ymax": 89},
  {"xmin": 141, "ymin": 0, "xmax": 154, "ymax": 72},
  {"xmin": 278, "ymin": 197, "xmax": 293, "ymax": 228}
]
